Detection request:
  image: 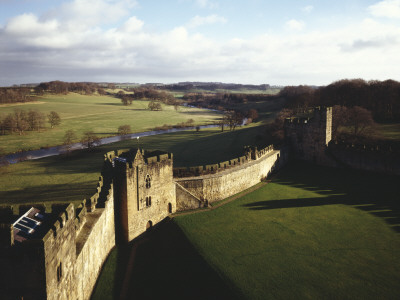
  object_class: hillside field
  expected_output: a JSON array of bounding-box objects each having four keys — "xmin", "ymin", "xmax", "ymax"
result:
[
  {"xmin": 92, "ymin": 162, "xmax": 400, "ymax": 299},
  {"xmin": 0, "ymin": 124, "xmax": 268, "ymax": 206},
  {"xmin": 0, "ymin": 93, "xmax": 221, "ymax": 154}
]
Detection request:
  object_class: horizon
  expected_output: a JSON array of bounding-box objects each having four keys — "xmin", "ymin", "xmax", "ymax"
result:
[{"xmin": 1, "ymin": 0, "xmax": 400, "ymax": 86}]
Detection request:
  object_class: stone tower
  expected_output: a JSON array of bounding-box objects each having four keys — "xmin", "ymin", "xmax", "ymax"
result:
[
  {"xmin": 113, "ymin": 149, "xmax": 176, "ymax": 243},
  {"xmin": 284, "ymin": 107, "xmax": 333, "ymax": 164}
]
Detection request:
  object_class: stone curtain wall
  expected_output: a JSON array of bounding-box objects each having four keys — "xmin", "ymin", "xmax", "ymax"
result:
[
  {"xmin": 175, "ymin": 183, "xmax": 205, "ymax": 211},
  {"xmin": 75, "ymin": 189, "xmax": 115, "ymax": 300},
  {"xmin": 328, "ymin": 142, "xmax": 400, "ymax": 175},
  {"xmin": 175, "ymin": 149, "xmax": 282, "ymax": 204}
]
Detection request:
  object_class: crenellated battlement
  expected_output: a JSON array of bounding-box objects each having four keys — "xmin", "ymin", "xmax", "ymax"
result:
[
  {"xmin": 111, "ymin": 148, "xmax": 173, "ymax": 170},
  {"xmin": 173, "ymin": 145, "xmax": 274, "ymax": 178},
  {"xmin": 42, "ymin": 203, "xmax": 74, "ymax": 243}
]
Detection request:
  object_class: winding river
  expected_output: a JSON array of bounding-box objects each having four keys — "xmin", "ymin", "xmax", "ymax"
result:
[{"xmin": 1, "ymin": 124, "xmax": 220, "ymax": 164}]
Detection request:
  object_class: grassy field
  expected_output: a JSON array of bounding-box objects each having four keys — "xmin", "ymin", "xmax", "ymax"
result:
[
  {"xmin": 173, "ymin": 162, "xmax": 400, "ymax": 299},
  {"xmin": 0, "ymin": 93, "xmax": 220, "ymax": 154},
  {"xmin": 0, "ymin": 124, "xmax": 268, "ymax": 206},
  {"xmin": 92, "ymin": 162, "xmax": 400, "ymax": 299},
  {"xmin": 378, "ymin": 122, "xmax": 400, "ymax": 141}
]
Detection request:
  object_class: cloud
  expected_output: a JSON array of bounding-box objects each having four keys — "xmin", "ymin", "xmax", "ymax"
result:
[
  {"xmin": 368, "ymin": 0, "xmax": 400, "ymax": 18},
  {"xmin": 285, "ymin": 19, "xmax": 305, "ymax": 31},
  {"xmin": 195, "ymin": 0, "xmax": 219, "ymax": 9},
  {"xmin": 188, "ymin": 14, "xmax": 227, "ymax": 28},
  {"xmin": 45, "ymin": 0, "xmax": 138, "ymax": 28},
  {"xmin": 302, "ymin": 5, "xmax": 314, "ymax": 13},
  {"xmin": 1, "ymin": 1, "xmax": 400, "ymax": 86}
]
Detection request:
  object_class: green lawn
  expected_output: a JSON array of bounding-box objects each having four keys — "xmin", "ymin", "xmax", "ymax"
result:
[
  {"xmin": 378, "ymin": 123, "xmax": 400, "ymax": 141},
  {"xmin": 92, "ymin": 162, "xmax": 400, "ymax": 299},
  {"xmin": 0, "ymin": 93, "xmax": 220, "ymax": 154},
  {"xmin": 174, "ymin": 162, "xmax": 400, "ymax": 299}
]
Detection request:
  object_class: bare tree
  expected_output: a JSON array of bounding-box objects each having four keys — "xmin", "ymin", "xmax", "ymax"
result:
[
  {"xmin": 118, "ymin": 125, "xmax": 131, "ymax": 135},
  {"xmin": 81, "ymin": 131, "xmax": 101, "ymax": 150},
  {"xmin": 148, "ymin": 101, "xmax": 162, "ymax": 111},
  {"xmin": 48, "ymin": 111, "xmax": 61, "ymax": 128},
  {"xmin": 63, "ymin": 130, "xmax": 77, "ymax": 154}
]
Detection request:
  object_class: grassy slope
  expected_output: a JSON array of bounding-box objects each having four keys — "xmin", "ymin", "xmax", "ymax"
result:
[
  {"xmin": 174, "ymin": 162, "xmax": 400, "ymax": 299},
  {"xmin": 93, "ymin": 162, "xmax": 400, "ymax": 300},
  {"xmin": 0, "ymin": 124, "xmax": 268, "ymax": 206},
  {"xmin": 0, "ymin": 93, "xmax": 220, "ymax": 154}
]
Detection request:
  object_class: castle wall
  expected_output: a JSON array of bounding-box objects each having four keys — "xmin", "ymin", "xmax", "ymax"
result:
[
  {"xmin": 75, "ymin": 189, "xmax": 115, "ymax": 300},
  {"xmin": 127, "ymin": 159, "xmax": 175, "ymax": 240},
  {"xmin": 285, "ymin": 107, "xmax": 333, "ymax": 165},
  {"xmin": 175, "ymin": 149, "xmax": 281, "ymax": 204},
  {"xmin": 42, "ymin": 204, "xmax": 77, "ymax": 300},
  {"xmin": 113, "ymin": 150, "xmax": 176, "ymax": 242},
  {"xmin": 328, "ymin": 143, "xmax": 400, "ymax": 175},
  {"xmin": 175, "ymin": 183, "xmax": 204, "ymax": 211}
]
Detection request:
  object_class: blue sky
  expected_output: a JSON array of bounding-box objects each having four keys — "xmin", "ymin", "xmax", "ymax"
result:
[{"xmin": 0, "ymin": 0, "xmax": 399, "ymax": 86}]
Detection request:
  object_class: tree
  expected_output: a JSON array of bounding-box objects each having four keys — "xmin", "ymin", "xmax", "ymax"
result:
[
  {"xmin": 344, "ymin": 106, "xmax": 377, "ymax": 141},
  {"xmin": 63, "ymin": 130, "xmax": 77, "ymax": 154},
  {"xmin": 148, "ymin": 101, "xmax": 162, "ymax": 111},
  {"xmin": 48, "ymin": 111, "xmax": 61, "ymax": 128},
  {"xmin": 14, "ymin": 109, "xmax": 28, "ymax": 135},
  {"xmin": 27, "ymin": 109, "xmax": 45, "ymax": 131},
  {"xmin": 81, "ymin": 131, "xmax": 101, "ymax": 150},
  {"xmin": 226, "ymin": 111, "xmax": 243, "ymax": 131},
  {"xmin": 247, "ymin": 109, "xmax": 259, "ymax": 121},
  {"xmin": 118, "ymin": 125, "xmax": 131, "ymax": 135},
  {"xmin": 97, "ymin": 87, "xmax": 106, "ymax": 95}
]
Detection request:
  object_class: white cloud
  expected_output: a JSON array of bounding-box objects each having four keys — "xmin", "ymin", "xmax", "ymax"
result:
[
  {"xmin": 188, "ymin": 14, "xmax": 227, "ymax": 28},
  {"xmin": 119, "ymin": 16, "xmax": 144, "ymax": 32},
  {"xmin": 45, "ymin": 0, "xmax": 138, "ymax": 29},
  {"xmin": 195, "ymin": 0, "xmax": 219, "ymax": 9},
  {"xmin": 368, "ymin": 0, "xmax": 400, "ymax": 18},
  {"xmin": 5, "ymin": 13, "xmax": 59, "ymax": 35},
  {"xmin": 1, "ymin": 1, "xmax": 400, "ymax": 85},
  {"xmin": 285, "ymin": 19, "xmax": 305, "ymax": 31},
  {"xmin": 302, "ymin": 5, "xmax": 314, "ymax": 13}
]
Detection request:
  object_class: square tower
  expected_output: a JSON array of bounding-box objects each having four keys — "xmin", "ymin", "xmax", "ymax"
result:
[{"xmin": 113, "ymin": 149, "xmax": 176, "ymax": 243}]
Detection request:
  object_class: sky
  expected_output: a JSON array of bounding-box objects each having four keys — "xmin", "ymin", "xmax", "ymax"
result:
[{"xmin": 0, "ymin": 0, "xmax": 399, "ymax": 86}]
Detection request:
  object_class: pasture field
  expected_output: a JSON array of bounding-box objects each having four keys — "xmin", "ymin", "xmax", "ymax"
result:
[
  {"xmin": 93, "ymin": 162, "xmax": 400, "ymax": 299},
  {"xmin": 0, "ymin": 124, "xmax": 267, "ymax": 206},
  {"xmin": 0, "ymin": 93, "xmax": 220, "ymax": 154},
  {"xmin": 174, "ymin": 162, "xmax": 400, "ymax": 299}
]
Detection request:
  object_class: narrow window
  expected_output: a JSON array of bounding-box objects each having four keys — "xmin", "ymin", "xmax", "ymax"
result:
[
  {"xmin": 168, "ymin": 203, "xmax": 172, "ymax": 213},
  {"xmin": 57, "ymin": 262, "xmax": 62, "ymax": 282},
  {"xmin": 145, "ymin": 175, "xmax": 151, "ymax": 188},
  {"xmin": 148, "ymin": 196, "xmax": 151, "ymax": 206}
]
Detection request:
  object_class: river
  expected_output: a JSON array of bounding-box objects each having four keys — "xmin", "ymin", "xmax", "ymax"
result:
[{"xmin": 1, "ymin": 124, "xmax": 220, "ymax": 164}]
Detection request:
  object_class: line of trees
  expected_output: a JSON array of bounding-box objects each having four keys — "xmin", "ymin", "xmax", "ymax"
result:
[
  {"xmin": 183, "ymin": 92, "xmax": 274, "ymax": 109},
  {"xmin": 34, "ymin": 81, "xmax": 106, "ymax": 96},
  {"xmin": 279, "ymin": 79, "xmax": 400, "ymax": 122},
  {"xmin": 0, "ymin": 109, "xmax": 61, "ymax": 135},
  {"xmin": 0, "ymin": 87, "xmax": 35, "ymax": 104},
  {"xmin": 117, "ymin": 88, "xmax": 177, "ymax": 106}
]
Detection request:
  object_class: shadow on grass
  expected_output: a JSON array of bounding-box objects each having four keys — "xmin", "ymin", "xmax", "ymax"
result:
[
  {"xmin": 243, "ymin": 161, "xmax": 400, "ymax": 233},
  {"xmin": 0, "ymin": 182, "xmax": 96, "ymax": 205},
  {"xmin": 122, "ymin": 218, "xmax": 244, "ymax": 300}
]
